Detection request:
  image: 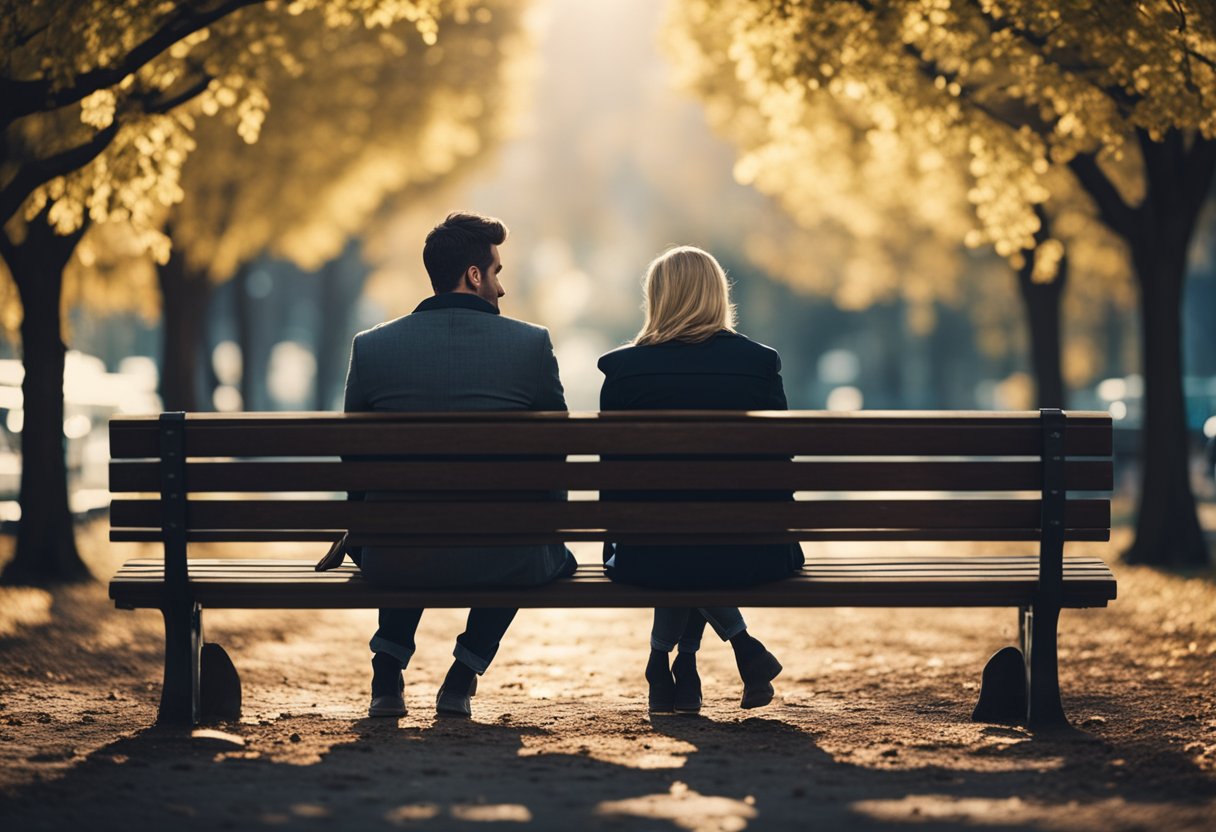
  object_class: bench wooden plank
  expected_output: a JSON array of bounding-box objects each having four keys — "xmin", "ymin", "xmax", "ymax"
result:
[
  {"xmin": 111, "ymin": 569, "xmax": 1117, "ymax": 579},
  {"xmin": 109, "ymin": 528, "xmax": 1114, "ymax": 543},
  {"xmin": 109, "ymin": 412, "xmax": 1114, "ymax": 458},
  {"xmin": 110, "ymin": 498, "xmax": 1112, "ymax": 533},
  {"xmin": 108, "ymin": 558, "xmax": 1117, "ymax": 610},
  {"xmin": 110, "ymin": 410, "xmax": 1115, "ymax": 424},
  {"xmin": 108, "ymin": 459, "xmax": 1115, "ymax": 493},
  {"xmin": 110, "ymin": 554, "xmax": 1112, "ymax": 567}
]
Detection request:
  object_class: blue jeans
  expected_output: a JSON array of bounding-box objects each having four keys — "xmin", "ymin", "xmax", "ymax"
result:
[
  {"xmin": 651, "ymin": 607, "xmax": 746, "ymax": 653},
  {"xmin": 368, "ymin": 548, "xmax": 578, "ymax": 674},
  {"xmin": 370, "ymin": 608, "xmax": 517, "ymax": 675}
]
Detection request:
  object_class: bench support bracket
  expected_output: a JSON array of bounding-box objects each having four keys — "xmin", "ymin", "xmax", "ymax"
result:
[
  {"xmin": 971, "ymin": 409, "xmax": 1069, "ymax": 729},
  {"xmin": 156, "ymin": 412, "xmax": 196, "ymax": 725},
  {"xmin": 1028, "ymin": 408, "xmax": 1068, "ymax": 729}
]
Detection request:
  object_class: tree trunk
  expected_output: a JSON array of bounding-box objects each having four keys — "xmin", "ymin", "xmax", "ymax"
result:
[
  {"xmin": 1122, "ymin": 133, "xmax": 1214, "ymax": 568},
  {"xmin": 157, "ymin": 246, "xmax": 213, "ymax": 412},
  {"xmin": 0, "ymin": 213, "xmax": 90, "ymax": 584},
  {"xmin": 1125, "ymin": 243, "xmax": 1207, "ymax": 567},
  {"xmin": 313, "ymin": 241, "xmax": 367, "ymax": 411},
  {"xmin": 1014, "ymin": 209, "xmax": 1067, "ymax": 409}
]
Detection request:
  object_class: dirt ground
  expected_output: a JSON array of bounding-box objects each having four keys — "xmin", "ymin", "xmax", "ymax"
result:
[{"xmin": 0, "ymin": 521, "xmax": 1214, "ymax": 831}]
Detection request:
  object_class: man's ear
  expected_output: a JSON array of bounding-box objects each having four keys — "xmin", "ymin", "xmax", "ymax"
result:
[{"xmin": 465, "ymin": 265, "xmax": 481, "ymax": 289}]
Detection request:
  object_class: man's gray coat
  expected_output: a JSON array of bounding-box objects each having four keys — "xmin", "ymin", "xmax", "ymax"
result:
[{"xmin": 342, "ymin": 292, "xmax": 571, "ymax": 587}]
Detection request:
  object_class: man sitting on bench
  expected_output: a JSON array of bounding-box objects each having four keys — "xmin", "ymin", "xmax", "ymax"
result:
[{"xmin": 341, "ymin": 211, "xmax": 576, "ymax": 719}]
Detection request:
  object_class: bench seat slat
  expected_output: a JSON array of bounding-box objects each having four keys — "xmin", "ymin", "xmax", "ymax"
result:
[
  {"xmin": 111, "ymin": 558, "xmax": 1115, "ymax": 573},
  {"xmin": 110, "ymin": 557, "xmax": 1114, "ymax": 571},
  {"xmin": 109, "ymin": 569, "xmax": 1117, "ymax": 579},
  {"xmin": 109, "ymin": 555, "xmax": 1113, "ymax": 569},
  {"xmin": 109, "ymin": 528, "xmax": 1113, "ymax": 543},
  {"xmin": 110, "ymin": 498, "xmax": 1111, "ymax": 533},
  {"xmin": 108, "ymin": 557, "xmax": 1117, "ymax": 610}
]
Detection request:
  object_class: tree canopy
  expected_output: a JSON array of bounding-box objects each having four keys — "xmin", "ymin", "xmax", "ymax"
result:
[
  {"xmin": 171, "ymin": 0, "xmax": 526, "ymax": 284},
  {"xmin": 667, "ymin": 0, "xmax": 1214, "ymax": 264},
  {"xmin": 1, "ymin": 1, "xmax": 457, "ymax": 255}
]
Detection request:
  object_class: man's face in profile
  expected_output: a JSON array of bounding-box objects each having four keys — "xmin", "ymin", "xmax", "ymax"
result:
[{"xmin": 476, "ymin": 244, "xmax": 506, "ymax": 310}]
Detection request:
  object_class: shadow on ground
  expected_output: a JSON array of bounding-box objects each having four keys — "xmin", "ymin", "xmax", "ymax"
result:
[
  {"xmin": 1, "ymin": 524, "xmax": 1214, "ymax": 830},
  {"xmin": 1, "ymin": 705, "xmax": 1214, "ymax": 831}
]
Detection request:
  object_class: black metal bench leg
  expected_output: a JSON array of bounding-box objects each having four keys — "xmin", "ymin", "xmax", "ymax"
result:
[
  {"xmin": 1025, "ymin": 602, "xmax": 1068, "ymax": 730},
  {"xmin": 157, "ymin": 601, "xmax": 201, "ymax": 726},
  {"xmin": 1026, "ymin": 408, "xmax": 1069, "ymax": 730}
]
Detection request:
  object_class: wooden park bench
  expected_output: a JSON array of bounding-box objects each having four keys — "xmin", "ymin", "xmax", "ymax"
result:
[{"xmin": 108, "ymin": 409, "xmax": 1116, "ymax": 728}]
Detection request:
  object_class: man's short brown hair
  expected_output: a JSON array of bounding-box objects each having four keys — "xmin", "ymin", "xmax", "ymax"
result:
[{"xmin": 422, "ymin": 211, "xmax": 508, "ymax": 294}]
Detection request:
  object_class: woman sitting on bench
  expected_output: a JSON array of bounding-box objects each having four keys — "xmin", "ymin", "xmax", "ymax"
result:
[{"xmin": 597, "ymin": 245, "xmax": 804, "ymax": 714}]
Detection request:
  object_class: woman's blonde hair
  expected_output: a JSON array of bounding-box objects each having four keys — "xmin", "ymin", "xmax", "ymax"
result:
[{"xmin": 633, "ymin": 246, "xmax": 737, "ymax": 346}]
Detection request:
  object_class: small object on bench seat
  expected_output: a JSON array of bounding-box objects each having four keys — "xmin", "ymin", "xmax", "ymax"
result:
[
  {"xmin": 315, "ymin": 533, "xmax": 349, "ymax": 572},
  {"xmin": 108, "ymin": 409, "xmax": 1116, "ymax": 728}
]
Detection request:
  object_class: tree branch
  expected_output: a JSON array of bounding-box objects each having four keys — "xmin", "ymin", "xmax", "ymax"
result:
[
  {"xmin": 0, "ymin": 122, "xmax": 119, "ymax": 226},
  {"xmin": 12, "ymin": 20, "xmax": 52, "ymax": 49},
  {"xmin": 1166, "ymin": 0, "xmax": 1190, "ymax": 40},
  {"xmin": 1184, "ymin": 46, "xmax": 1216, "ymax": 73},
  {"xmin": 1182, "ymin": 136, "xmax": 1216, "ymax": 220},
  {"xmin": 962, "ymin": 0, "xmax": 1141, "ymax": 114},
  {"xmin": 0, "ymin": 0, "xmax": 264, "ymax": 127},
  {"xmin": 1067, "ymin": 152, "xmax": 1138, "ymax": 240},
  {"xmin": 0, "ymin": 224, "xmax": 17, "ymax": 267},
  {"xmin": 0, "ymin": 59, "xmax": 212, "ymax": 227},
  {"xmin": 842, "ymin": 0, "xmax": 1053, "ymax": 138},
  {"xmin": 962, "ymin": 0, "xmax": 1048, "ymax": 49},
  {"xmin": 132, "ymin": 72, "xmax": 214, "ymax": 115}
]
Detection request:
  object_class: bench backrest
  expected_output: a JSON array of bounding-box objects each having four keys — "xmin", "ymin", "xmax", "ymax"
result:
[{"xmin": 109, "ymin": 410, "xmax": 1112, "ymax": 547}]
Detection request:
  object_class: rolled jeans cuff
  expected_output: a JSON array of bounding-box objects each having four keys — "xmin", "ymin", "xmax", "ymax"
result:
[
  {"xmin": 702, "ymin": 608, "xmax": 747, "ymax": 641},
  {"xmin": 453, "ymin": 641, "xmax": 492, "ymax": 675},
  {"xmin": 650, "ymin": 633, "xmax": 679, "ymax": 652},
  {"xmin": 369, "ymin": 635, "xmax": 414, "ymax": 668},
  {"xmin": 649, "ymin": 633, "xmax": 706, "ymax": 653}
]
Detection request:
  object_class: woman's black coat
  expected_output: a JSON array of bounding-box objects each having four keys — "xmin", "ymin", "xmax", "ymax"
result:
[{"xmin": 597, "ymin": 331, "xmax": 805, "ymax": 589}]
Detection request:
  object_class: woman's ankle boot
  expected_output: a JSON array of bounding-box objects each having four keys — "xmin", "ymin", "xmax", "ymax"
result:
[
  {"xmin": 672, "ymin": 651, "xmax": 702, "ymax": 714},
  {"xmin": 731, "ymin": 632, "xmax": 782, "ymax": 709}
]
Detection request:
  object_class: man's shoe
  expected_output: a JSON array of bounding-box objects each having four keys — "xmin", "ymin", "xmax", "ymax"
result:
[
  {"xmin": 369, "ymin": 652, "xmax": 406, "ymax": 718},
  {"xmin": 369, "ymin": 693, "xmax": 406, "ymax": 718},
  {"xmin": 672, "ymin": 652, "xmax": 702, "ymax": 714},
  {"xmin": 436, "ymin": 662, "xmax": 477, "ymax": 718},
  {"xmin": 436, "ymin": 683, "xmax": 474, "ymax": 718}
]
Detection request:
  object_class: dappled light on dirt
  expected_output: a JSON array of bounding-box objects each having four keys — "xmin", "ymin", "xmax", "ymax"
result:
[
  {"xmin": 850, "ymin": 794, "xmax": 1204, "ymax": 828},
  {"xmin": 597, "ymin": 781, "xmax": 756, "ymax": 832},
  {"xmin": 0, "ymin": 586, "xmax": 51, "ymax": 637},
  {"xmin": 519, "ymin": 731, "xmax": 697, "ymax": 770},
  {"xmin": 451, "ymin": 803, "xmax": 534, "ymax": 822}
]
